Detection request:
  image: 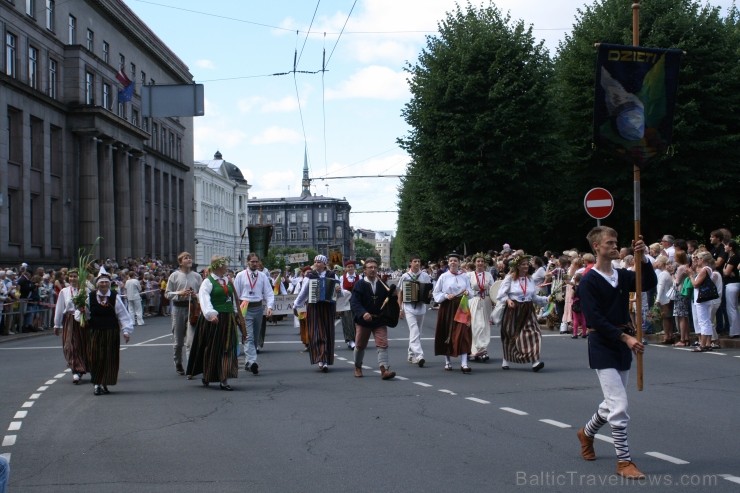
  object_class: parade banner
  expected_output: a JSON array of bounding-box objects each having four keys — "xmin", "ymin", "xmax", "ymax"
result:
[
  {"xmin": 593, "ymin": 44, "xmax": 682, "ymax": 166},
  {"xmin": 247, "ymin": 225, "xmax": 273, "ymax": 260}
]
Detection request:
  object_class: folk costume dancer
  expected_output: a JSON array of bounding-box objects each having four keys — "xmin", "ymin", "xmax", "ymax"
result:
[
  {"xmin": 292, "ymin": 266, "xmax": 312, "ymax": 350},
  {"xmin": 350, "ymin": 257, "xmax": 396, "ymax": 379},
  {"xmin": 432, "ymin": 252, "xmax": 475, "ymax": 373},
  {"xmin": 53, "ymin": 269, "xmax": 89, "ymax": 384},
  {"xmin": 234, "ymin": 253, "xmax": 274, "ymax": 376},
  {"xmin": 398, "ymin": 254, "xmax": 432, "ymax": 367},
  {"xmin": 187, "ymin": 256, "xmax": 246, "ymax": 391},
  {"xmin": 496, "ymin": 254, "xmax": 550, "ymax": 372},
  {"xmin": 468, "ymin": 253, "xmax": 494, "ymax": 362},
  {"xmin": 75, "ymin": 268, "xmax": 133, "ymax": 396},
  {"xmin": 576, "ymin": 226, "xmax": 656, "ymax": 479},
  {"xmin": 294, "ymin": 255, "xmax": 342, "ymax": 372},
  {"xmin": 340, "ymin": 259, "xmax": 359, "ymax": 349},
  {"xmin": 165, "ymin": 252, "xmax": 202, "ymax": 376}
]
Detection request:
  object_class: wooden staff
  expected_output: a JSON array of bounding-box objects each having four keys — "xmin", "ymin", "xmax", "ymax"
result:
[{"xmin": 632, "ymin": 0, "xmax": 644, "ymax": 392}]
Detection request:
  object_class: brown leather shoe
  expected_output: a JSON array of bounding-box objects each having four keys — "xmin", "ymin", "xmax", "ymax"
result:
[
  {"xmin": 354, "ymin": 367, "xmax": 363, "ymax": 378},
  {"xmin": 577, "ymin": 428, "xmax": 596, "ymax": 461},
  {"xmin": 616, "ymin": 461, "xmax": 646, "ymax": 479},
  {"xmin": 379, "ymin": 365, "xmax": 396, "ymax": 380}
]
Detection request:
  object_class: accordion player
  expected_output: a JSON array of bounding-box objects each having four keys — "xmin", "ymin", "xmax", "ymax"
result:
[
  {"xmin": 308, "ymin": 278, "xmax": 338, "ymax": 303},
  {"xmin": 402, "ymin": 281, "xmax": 433, "ymax": 304}
]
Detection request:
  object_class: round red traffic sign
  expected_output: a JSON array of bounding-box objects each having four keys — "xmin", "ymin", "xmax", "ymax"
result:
[{"xmin": 584, "ymin": 187, "xmax": 614, "ymax": 220}]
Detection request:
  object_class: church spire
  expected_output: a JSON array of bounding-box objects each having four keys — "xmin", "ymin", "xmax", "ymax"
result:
[{"xmin": 301, "ymin": 146, "xmax": 311, "ymax": 198}]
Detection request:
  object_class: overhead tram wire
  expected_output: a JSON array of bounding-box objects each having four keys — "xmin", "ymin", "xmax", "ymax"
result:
[
  {"xmin": 296, "ymin": 0, "xmax": 321, "ymax": 67},
  {"xmin": 324, "ymin": 0, "xmax": 357, "ymax": 70}
]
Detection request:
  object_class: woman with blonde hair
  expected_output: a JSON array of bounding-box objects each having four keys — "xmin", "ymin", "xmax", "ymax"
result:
[
  {"xmin": 690, "ymin": 251, "xmax": 721, "ymax": 352},
  {"xmin": 672, "ymin": 251, "xmax": 692, "ymax": 347}
]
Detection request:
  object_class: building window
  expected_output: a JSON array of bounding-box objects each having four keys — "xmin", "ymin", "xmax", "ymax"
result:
[
  {"xmin": 86, "ymin": 29, "xmax": 93, "ymax": 51},
  {"xmin": 30, "ymin": 116, "xmax": 43, "ymax": 170},
  {"xmin": 140, "ymin": 70, "xmax": 146, "ymax": 86},
  {"xmin": 102, "ymin": 41, "xmax": 109, "ymax": 63},
  {"xmin": 25, "ymin": 0, "xmax": 35, "ymax": 17},
  {"xmin": 85, "ymin": 71, "xmax": 94, "ymax": 104},
  {"xmin": 30, "ymin": 194, "xmax": 43, "ymax": 245},
  {"xmin": 302, "ymin": 212, "xmax": 308, "ymax": 222},
  {"xmin": 68, "ymin": 15, "xmax": 76, "ymax": 44},
  {"xmin": 119, "ymin": 53, "xmax": 125, "ymax": 69},
  {"xmin": 176, "ymin": 136, "xmax": 181, "ymax": 161},
  {"xmin": 50, "ymin": 125, "xmax": 62, "ymax": 176},
  {"xmin": 142, "ymin": 116, "xmax": 149, "ymax": 132},
  {"xmin": 335, "ymin": 226, "xmax": 343, "ymax": 239},
  {"xmin": 28, "ymin": 46, "xmax": 38, "ymax": 89},
  {"xmin": 117, "ymin": 100, "xmax": 125, "ymax": 118},
  {"xmin": 5, "ymin": 32, "xmax": 17, "ymax": 77},
  {"xmin": 160, "ymin": 127, "xmax": 166, "ymax": 153},
  {"xmin": 45, "ymin": 0, "xmax": 55, "ymax": 31},
  {"xmin": 151, "ymin": 122, "xmax": 158, "ymax": 148},
  {"xmin": 289, "ymin": 213, "xmax": 296, "ymax": 223},
  {"xmin": 169, "ymin": 132, "xmax": 174, "ymax": 156},
  {"xmin": 337, "ymin": 212, "xmax": 344, "ymax": 221},
  {"xmin": 132, "ymin": 108, "xmax": 139, "ymax": 127},
  {"xmin": 8, "ymin": 107, "xmax": 23, "ymax": 163},
  {"xmin": 276, "ymin": 214, "xmax": 283, "ymax": 224},
  {"xmin": 130, "ymin": 63, "xmax": 135, "ymax": 92},
  {"xmin": 48, "ymin": 57, "xmax": 57, "ymax": 98},
  {"xmin": 318, "ymin": 228, "xmax": 328, "ymax": 240},
  {"xmin": 8, "ymin": 189, "xmax": 22, "ymax": 244},
  {"xmin": 290, "ymin": 229, "xmax": 297, "ymax": 241},
  {"xmin": 102, "ymin": 82, "xmax": 111, "ymax": 110}
]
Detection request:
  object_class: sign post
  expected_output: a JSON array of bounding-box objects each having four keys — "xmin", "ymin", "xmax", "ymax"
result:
[{"xmin": 583, "ymin": 187, "xmax": 614, "ymax": 226}]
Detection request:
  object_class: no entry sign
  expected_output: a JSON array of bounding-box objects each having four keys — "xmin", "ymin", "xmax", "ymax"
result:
[{"xmin": 584, "ymin": 187, "xmax": 614, "ymax": 220}]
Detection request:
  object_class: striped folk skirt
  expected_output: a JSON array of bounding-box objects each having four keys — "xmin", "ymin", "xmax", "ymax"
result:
[
  {"xmin": 500, "ymin": 301, "xmax": 542, "ymax": 363},
  {"xmin": 306, "ymin": 302, "xmax": 336, "ymax": 365},
  {"xmin": 434, "ymin": 297, "xmax": 472, "ymax": 357},
  {"xmin": 187, "ymin": 313, "xmax": 239, "ymax": 384},
  {"xmin": 87, "ymin": 326, "xmax": 120, "ymax": 386},
  {"xmin": 62, "ymin": 312, "xmax": 89, "ymax": 374}
]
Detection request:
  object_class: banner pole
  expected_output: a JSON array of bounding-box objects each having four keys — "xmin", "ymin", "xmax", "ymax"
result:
[{"xmin": 631, "ymin": 0, "xmax": 644, "ymax": 392}]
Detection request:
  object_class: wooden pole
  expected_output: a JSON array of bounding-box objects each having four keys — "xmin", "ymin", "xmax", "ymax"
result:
[{"xmin": 632, "ymin": 1, "xmax": 644, "ymax": 391}]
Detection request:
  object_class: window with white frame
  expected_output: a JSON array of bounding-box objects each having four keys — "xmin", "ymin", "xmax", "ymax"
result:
[
  {"xmin": 85, "ymin": 71, "xmax": 94, "ymax": 104},
  {"xmin": 45, "ymin": 0, "xmax": 55, "ymax": 31},
  {"xmin": 47, "ymin": 57, "xmax": 57, "ymax": 98},
  {"xmin": 5, "ymin": 32, "xmax": 17, "ymax": 77},
  {"xmin": 102, "ymin": 41, "xmax": 109, "ymax": 63},
  {"xmin": 86, "ymin": 29, "xmax": 93, "ymax": 51},
  {"xmin": 68, "ymin": 15, "xmax": 76, "ymax": 44},
  {"xmin": 28, "ymin": 45, "xmax": 38, "ymax": 89}
]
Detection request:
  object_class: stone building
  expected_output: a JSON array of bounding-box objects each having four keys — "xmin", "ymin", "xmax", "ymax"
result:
[
  {"xmin": 0, "ymin": 0, "xmax": 195, "ymax": 265},
  {"xmin": 192, "ymin": 151, "xmax": 250, "ymax": 271},
  {"xmin": 248, "ymin": 156, "xmax": 352, "ymax": 259}
]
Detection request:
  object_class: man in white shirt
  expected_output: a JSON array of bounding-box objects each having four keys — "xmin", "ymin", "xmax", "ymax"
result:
[
  {"xmin": 233, "ymin": 253, "xmax": 274, "ymax": 375},
  {"xmin": 397, "ymin": 254, "xmax": 432, "ymax": 367}
]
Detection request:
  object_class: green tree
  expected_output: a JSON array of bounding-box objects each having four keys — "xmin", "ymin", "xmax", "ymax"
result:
[
  {"xmin": 264, "ymin": 246, "xmax": 318, "ymax": 272},
  {"xmin": 354, "ymin": 239, "xmax": 379, "ymax": 261},
  {"xmin": 550, "ymin": 0, "xmax": 740, "ymax": 246},
  {"xmin": 397, "ymin": 2, "xmax": 560, "ymax": 258}
]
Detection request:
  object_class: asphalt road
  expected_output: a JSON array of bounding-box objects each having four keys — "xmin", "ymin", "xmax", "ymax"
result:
[{"xmin": 1, "ymin": 312, "xmax": 739, "ymax": 492}]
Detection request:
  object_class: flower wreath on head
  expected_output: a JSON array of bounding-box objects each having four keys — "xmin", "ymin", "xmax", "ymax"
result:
[
  {"xmin": 508, "ymin": 254, "xmax": 532, "ymax": 271},
  {"xmin": 209, "ymin": 256, "xmax": 231, "ymax": 271},
  {"xmin": 471, "ymin": 252, "xmax": 491, "ymax": 265}
]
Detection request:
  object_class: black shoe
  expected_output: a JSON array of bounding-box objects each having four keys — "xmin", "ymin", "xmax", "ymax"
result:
[
  {"xmin": 532, "ymin": 361, "xmax": 545, "ymax": 372},
  {"xmin": 93, "ymin": 385, "xmax": 102, "ymax": 396},
  {"xmin": 418, "ymin": 358, "xmax": 425, "ymax": 368},
  {"xmin": 102, "ymin": 385, "xmax": 110, "ymax": 394},
  {"xmin": 219, "ymin": 383, "xmax": 233, "ymax": 391},
  {"xmin": 201, "ymin": 379, "xmax": 209, "ymax": 387},
  {"xmin": 249, "ymin": 362, "xmax": 259, "ymax": 375},
  {"xmin": 176, "ymin": 364, "xmax": 185, "ymax": 375}
]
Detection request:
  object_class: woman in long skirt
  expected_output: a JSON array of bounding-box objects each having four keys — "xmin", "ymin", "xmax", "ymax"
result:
[
  {"xmin": 432, "ymin": 252, "xmax": 475, "ymax": 373},
  {"xmin": 187, "ymin": 256, "xmax": 245, "ymax": 390},
  {"xmin": 53, "ymin": 269, "xmax": 89, "ymax": 383},
  {"xmin": 496, "ymin": 254, "xmax": 550, "ymax": 372}
]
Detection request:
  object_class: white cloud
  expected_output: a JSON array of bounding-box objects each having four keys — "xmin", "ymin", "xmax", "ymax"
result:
[
  {"xmin": 326, "ymin": 65, "xmax": 409, "ymax": 100},
  {"xmin": 194, "ymin": 59, "xmax": 216, "ymax": 70},
  {"xmin": 237, "ymin": 95, "xmax": 302, "ymax": 114},
  {"xmin": 250, "ymin": 126, "xmax": 305, "ymax": 145}
]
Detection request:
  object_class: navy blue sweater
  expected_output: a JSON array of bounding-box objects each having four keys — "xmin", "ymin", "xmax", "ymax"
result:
[{"xmin": 579, "ymin": 263, "xmax": 657, "ymax": 370}]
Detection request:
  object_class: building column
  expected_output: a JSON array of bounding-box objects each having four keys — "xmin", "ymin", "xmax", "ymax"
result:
[
  {"xmin": 98, "ymin": 141, "xmax": 116, "ymax": 259},
  {"xmin": 78, "ymin": 136, "xmax": 100, "ymax": 255},
  {"xmin": 129, "ymin": 156, "xmax": 144, "ymax": 257},
  {"xmin": 114, "ymin": 147, "xmax": 131, "ymax": 258}
]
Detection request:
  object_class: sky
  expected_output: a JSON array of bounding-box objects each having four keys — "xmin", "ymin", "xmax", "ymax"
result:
[{"xmin": 122, "ymin": 0, "xmax": 735, "ymax": 234}]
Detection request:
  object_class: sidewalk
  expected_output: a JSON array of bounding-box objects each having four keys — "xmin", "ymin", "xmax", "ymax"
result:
[{"xmin": 539, "ymin": 324, "xmax": 740, "ymax": 349}]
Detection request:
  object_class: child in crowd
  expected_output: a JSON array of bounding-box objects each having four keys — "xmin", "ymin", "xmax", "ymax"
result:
[{"xmin": 571, "ymin": 273, "xmax": 587, "ymax": 338}]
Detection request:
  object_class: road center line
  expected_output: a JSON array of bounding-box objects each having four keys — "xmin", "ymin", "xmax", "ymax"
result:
[
  {"xmin": 37, "ymin": 386, "xmax": 48, "ymax": 392},
  {"xmin": 394, "ymin": 376, "xmax": 408, "ymax": 381},
  {"xmin": 2, "ymin": 435, "xmax": 17, "ymax": 446},
  {"xmin": 500, "ymin": 407, "xmax": 528, "ymax": 416},
  {"xmin": 438, "ymin": 389, "xmax": 457, "ymax": 395},
  {"xmin": 466, "ymin": 397, "xmax": 490, "ymax": 404},
  {"xmin": 413, "ymin": 382, "xmax": 433, "ymax": 388},
  {"xmin": 44, "ymin": 380, "xmax": 56, "ymax": 385},
  {"xmin": 13, "ymin": 411, "xmax": 27, "ymax": 419},
  {"xmin": 644, "ymin": 451, "xmax": 689, "ymax": 464},
  {"xmin": 29, "ymin": 393, "xmax": 41, "ymax": 400},
  {"xmin": 21, "ymin": 402, "xmax": 35, "ymax": 408},
  {"xmin": 720, "ymin": 475, "xmax": 740, "ymax": 485},
  {"xmin": 54, "ymin": 373, "xmax": 66, "ymax": 378},
  {"xmin": 595, "ymin": 434, "xmax": 614, "ymax": 443},
  {"xmin": 8, "ymin": 422, "xmax": 21, "ymax": 431},
  {"xmin": 539, "ymin": 419, "xmax": 571, "ymax": 428}
]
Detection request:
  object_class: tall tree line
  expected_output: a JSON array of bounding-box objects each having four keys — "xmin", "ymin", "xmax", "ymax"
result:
[{"xmin": 396, "ymin": 0, "xmax": 740, "ymax": 259}]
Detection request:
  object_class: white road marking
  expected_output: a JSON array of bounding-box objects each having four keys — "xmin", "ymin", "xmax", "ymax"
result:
[
  {"xmin": 395, "ymin": 376, "xmax": 409, "ymax": 381},
  {"xmin": 720, "ymin": 475, "xmax": 740, "ymax": 485},
  {"xmin": 133, "ymin": 334, "xmax": 171, "ymax": 345},
  {"xmin": 466, "ymin": 397, "xmax": 490, "ymax": 404},
  {"xmin": 336, "ymin": 357, "xmax": 347, "ymax": 361},
  {"xmin": 54, "ymin": 373, "xmax": 66, "ymax": 378},
  {"xmin": 2, "ymin": 435, "xmax": 17, "ymax": 446},
  {"xmin": 44, "ymin": 380, "xmax": 56, "ymax": 385},
  {"xmin": 595, "ymin": 434, "xmax": 614, "ymax": 444},
  {"xmin": 438, "ymin": 389, "xmax": 457, "ymax": 396},
  {"xmin": 0, "ymin": 453, "xmax": 9, "ymax": 462},
  {"xmin": 8, "ymin": 422, "xmax": 21, "ymax": 431},
  {"xmin": 705, "ymin": 351, "xmax": 726, "ymax": 356},
  {"xmin": 414, "ymin": 382, "xmax": 433, "ymax": 388},
  {"xmin": 21, "ymin": 402, "xmax": 34, "ymax": 408},
  {"xmin": 500, "ymin": 407, "xmax": 528, "ymax": 416},
  {"xmin": 13, "ymin": 411, "xmax": 27, "ymax": 419},
  {"xmin": 29, "ymin": 393, "xmax": 41, "ymax": 400},
  {"xmin": 539, "ymin": 419, "xmax": 571, "ymax": 428},
  {"xmin": 645, "ymin": 451, "xmax": 689, "ymax": 465},
  {"xmin": 36, "ymin": 386, "xmax": 48, "ymax": 392},
  {"xmin": 64, "ymin": 369, "xmax": 71, "ymax": 372}
]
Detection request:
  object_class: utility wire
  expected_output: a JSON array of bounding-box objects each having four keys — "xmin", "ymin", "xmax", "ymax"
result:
[
  {"xmin": 325, "ymin": 0, "xmax": 357, "ymax": 70},
  {"xmin": 296, "ymin": 0, "xmax": 321, "ymax": 68}
]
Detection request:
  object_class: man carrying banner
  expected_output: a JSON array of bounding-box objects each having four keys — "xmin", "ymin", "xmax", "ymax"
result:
[
  {"xmin": 234, "ymin": 253, "xmax": 274, "ymax": 376},
  {"xmin": 576, "ymin": 226, "xmax": 656, "ymax": 479}
]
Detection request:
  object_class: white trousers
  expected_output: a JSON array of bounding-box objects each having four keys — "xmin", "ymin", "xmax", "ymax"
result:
[
  {"xmin": 405, "ymin": 311, "xmax": 425, "ymax": 360},
  {"xmin": 726, "ymin": 283, "xmax": 740, "ymax": 337},
  {"xmin": 595, "ymin": 368, "xmax": 630, "ymax": 430}
]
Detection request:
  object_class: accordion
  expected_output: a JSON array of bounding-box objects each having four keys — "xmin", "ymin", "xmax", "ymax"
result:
[
  {"xmin": 402, "ymin": 281, "xmax": 433, "ymax": 304},
  {"xmin": 308, "ymin": 278, "xmax": 338, "ymax": 303}
]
